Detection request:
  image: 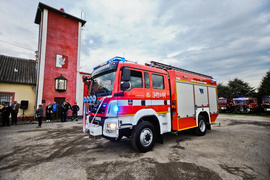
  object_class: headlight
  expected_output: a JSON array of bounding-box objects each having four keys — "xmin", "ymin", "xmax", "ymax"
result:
[
  {"xmin": 89, "ymin": 96, "xmax": 93, "ymax": 103},
  {"xmin": 107, "ymin": 123, "xmax": 117, "ymax": 130},
  {"xmin": 92, "ymin": 95, "xmax": 96, "ymax": 103}
]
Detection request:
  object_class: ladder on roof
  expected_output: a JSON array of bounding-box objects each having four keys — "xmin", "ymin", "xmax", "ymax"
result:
[{"xmin": 150, "ymin": 61, "xmax": 213, "ymax": 79}]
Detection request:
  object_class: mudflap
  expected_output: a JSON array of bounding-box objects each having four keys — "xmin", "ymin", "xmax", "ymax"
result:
[
  {"xmin": 157, "ymin": 134, "xmax": 163, "ymax": 144},
  {"xmin": 206, "ymin": 123, "xmax": 211, "ymax": 130}
]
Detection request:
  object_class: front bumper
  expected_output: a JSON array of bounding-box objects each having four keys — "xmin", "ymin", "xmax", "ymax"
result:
[{"xmin": 89, "ymin": 117, "xmax": 119, "ymax": 138}]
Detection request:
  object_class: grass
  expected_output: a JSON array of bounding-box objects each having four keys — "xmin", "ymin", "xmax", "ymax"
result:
[{"xmin": 219, "ymin": 112, "xmax": 270, "ymax": 117}]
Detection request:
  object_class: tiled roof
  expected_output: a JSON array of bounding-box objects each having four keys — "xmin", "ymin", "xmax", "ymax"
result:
[{"xmin": 0, "ymin": 54, "xmax": 36, "ymax": 85}]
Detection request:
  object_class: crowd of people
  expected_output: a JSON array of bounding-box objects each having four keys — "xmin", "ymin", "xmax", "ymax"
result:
[
  {"xmin": 0, "ymin": 100, "xmax": 80, "ymax": 128},
  {"xmin": 0, "ymin": 101, "xmax": 20, "ymax": 126}
]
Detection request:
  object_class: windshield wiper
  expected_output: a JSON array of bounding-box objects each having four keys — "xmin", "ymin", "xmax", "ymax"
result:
[{"xmin": 95, "ymin": 89, "xmax": 110, "ymax": 96}]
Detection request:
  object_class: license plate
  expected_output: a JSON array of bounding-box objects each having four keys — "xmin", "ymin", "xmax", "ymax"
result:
[{"xmin": 95, "ymin": 117, "xmax": 101, "ymax": 121}]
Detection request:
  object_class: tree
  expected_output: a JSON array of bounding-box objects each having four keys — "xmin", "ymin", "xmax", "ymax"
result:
[
  {"xmin": 257, "ymin": 70, "xmax": 270, "ymax": 101},
  {"xmin": 217, "ymin": 83, "xmax": 231, "ymax": 98},
  {"xmin": 228, "ymin": 78, "xmax": 255, "ymax": 98}
]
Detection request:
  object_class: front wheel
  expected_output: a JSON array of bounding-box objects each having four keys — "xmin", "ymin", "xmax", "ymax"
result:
[
  {"xmin": 195, "ymin": 115, "xmax": 207, "ymax": 136},
  {"xmin": 131, "ymin": 121, "xmax": 157, "ymax": 153}
]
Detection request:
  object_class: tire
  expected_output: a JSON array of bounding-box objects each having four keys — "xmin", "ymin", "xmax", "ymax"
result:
[
  {"xmin": 195, "ymin": 115, "xmax": 207, "ymax": 136},
  {"xmin": 131, "ymin": 121, "xmax": 156, "ymax": 153}
]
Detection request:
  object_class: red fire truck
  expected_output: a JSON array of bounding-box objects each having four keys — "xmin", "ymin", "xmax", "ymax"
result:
[
  {"xmin": 232, "ymin": 97, "xmax": 257, "ymax": 113},
  {"xmin": 218, "ymin": 97, "xmax": 232, "ymax": 112},
  {"xmin": 262, "ymin": 95, "xmax": 270, "ymax": 114},
  {"xmin": 83, "ymin": 57, "xmax": 218, "ymax": 152}
]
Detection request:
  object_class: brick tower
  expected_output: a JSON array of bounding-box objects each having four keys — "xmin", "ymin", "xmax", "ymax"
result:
[{"xmin": 34, "ymin": 3, "xmax": 86, "ymax": 115}]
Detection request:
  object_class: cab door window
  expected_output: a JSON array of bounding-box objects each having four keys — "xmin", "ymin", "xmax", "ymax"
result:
[
  {"xmin": 130, "ymin": 70, "xmax": 142, "ymax": 89},
  {"xmin": 152, "ymin": 74, "xmax": 164, "ymax": 89},
  {"xmin": 144, "ymin": 72, "xmax": 150, "ymax": 88},
  {"xmin": 121, "ymin": 70, "xmax": 142, "ymax": 90}
]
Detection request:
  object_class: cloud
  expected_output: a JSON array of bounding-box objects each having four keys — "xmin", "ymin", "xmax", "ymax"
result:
[{"xmin": 0, "ymin": 0, "xmax": 269, "ymax": 89}]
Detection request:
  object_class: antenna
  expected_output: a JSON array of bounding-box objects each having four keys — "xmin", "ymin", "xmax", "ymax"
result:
[{"xmin": 81, "ymin": 9, "xmax": 86, "ymax": 20}]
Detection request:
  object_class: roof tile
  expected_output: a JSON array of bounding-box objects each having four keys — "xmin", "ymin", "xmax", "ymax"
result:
[{"xmin": 0, "ymin": 54, "xmax": 36, "ymax": 85}]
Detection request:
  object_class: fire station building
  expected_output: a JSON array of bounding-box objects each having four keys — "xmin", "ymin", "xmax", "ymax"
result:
[{"xmin": 0, "ymin": 3, "xmax": 88, "ymax": 120}]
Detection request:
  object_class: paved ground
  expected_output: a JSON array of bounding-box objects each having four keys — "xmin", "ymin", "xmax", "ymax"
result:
[{"xmin": 0, "ymin": 114, "xmax": 269, "ymax": 180}]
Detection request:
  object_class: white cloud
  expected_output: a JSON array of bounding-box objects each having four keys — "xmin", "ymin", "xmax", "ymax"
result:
[{"xmin": 0, "ymin": 0, "xmax": 269, "ymax": 89}]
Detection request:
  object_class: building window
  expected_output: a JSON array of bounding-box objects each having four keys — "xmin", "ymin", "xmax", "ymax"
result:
[{"xmin": 0, "ymin": 93, "xmax": 13, "ymax": 106}]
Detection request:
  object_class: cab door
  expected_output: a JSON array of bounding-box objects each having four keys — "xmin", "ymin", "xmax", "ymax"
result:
[
  {"xmin": 151, "ymin": 73, "xmax": 170, "ymax": 113},
  {"xmin": 144, "ymin": 72, "xmax": 152, "ymax": 108},
  {"xmin": 119, "ymin": 69, "xmax": 145, "ymax": 116}
]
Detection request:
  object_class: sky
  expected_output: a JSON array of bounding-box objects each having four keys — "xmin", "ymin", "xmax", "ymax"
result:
[{"xmin": 0, "ymin": 0, "xmax": 269, "ymax": 89}]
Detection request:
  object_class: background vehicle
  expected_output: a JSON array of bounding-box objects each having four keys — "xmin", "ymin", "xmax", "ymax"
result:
[
  {"xmin": 261, "ymin": 95, "xmax": 270, "ymax": 114},
  {"xmin": 232, "ymin": 97, "xmax": 257, "ymax": 113},
  {"xmin": 218, "ymin": 97, "xmax": 232, "ymax": 112},
  {"xmin": 83, "ymin": 57, "xmax": 218, "ymax": 152}
]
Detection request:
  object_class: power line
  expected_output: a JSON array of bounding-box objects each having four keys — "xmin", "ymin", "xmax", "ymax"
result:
[{"xmin": 0, "ymin": 39, "xmax": 36, "ymax": 52}]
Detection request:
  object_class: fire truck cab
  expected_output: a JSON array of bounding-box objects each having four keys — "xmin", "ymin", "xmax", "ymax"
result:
[
  {"xmin": 262, "ymin": 95, "xmax": 270, "ymax": 113},
  {"xmin": 83, "ymin": 57, "xmax": 218, "ymax": 152},
  {"xmin": 218, "ymin": 97, "xmax": 232, "ymax": 112}
]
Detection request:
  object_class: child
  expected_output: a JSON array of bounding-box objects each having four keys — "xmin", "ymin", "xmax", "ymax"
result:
[{"xmin": 71, "ymin": 102, "xmax": 80, "ymax": 121}]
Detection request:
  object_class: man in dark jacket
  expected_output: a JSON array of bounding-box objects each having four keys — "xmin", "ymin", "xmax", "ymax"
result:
[
  {"xmin": 65, "ymin": 100, "xmax": 72, "ymax": 120},
  {"xmin": 1, "ymin": 102, "xmax": 12, "ymax": 126},
  {"xmin": 11, "ymin": 100, "xmax": 20, "ymax": 125},
  {"xmin": 35, "ymin": 104, "xmax": 43, "ymax": 128},
  {"xmin": 61, "ymin": 102, "xmax": 67, "ymax": 122},
  {"xmin": 71, "ymin": 102, "xmax": 80, "ymax": 121}
]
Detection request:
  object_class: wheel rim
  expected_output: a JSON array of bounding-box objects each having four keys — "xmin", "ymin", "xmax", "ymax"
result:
[
  {"xmin": 199, "ymin": 120, "xmax": 206, "ymax": 132},
  {"xmin": 139, "ymin": 128, "xmax": 153, "ymax": 147}
]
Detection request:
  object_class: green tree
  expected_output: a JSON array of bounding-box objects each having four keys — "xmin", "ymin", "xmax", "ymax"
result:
[
  {"xmin": 227, "ymin": 78, "xmax": 255, "ymax": 98},
  {"xmin": 217, "ymin": 83, "xmax": 231, "ymax": 98},
  {"xmin": 257, "ymin": 70, "xmax": 270, "ymax": 101}
]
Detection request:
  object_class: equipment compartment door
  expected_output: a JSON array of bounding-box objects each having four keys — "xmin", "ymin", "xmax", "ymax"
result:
[
  {"xmin": 208, "ymin": 87, "xmax": 218, "ymax": 114},
  {"xmin": 176, "ymin": 82, "xmax": 195, "ymax": 118},
  {"xmin": 194, "ymin": 85, "xmax": 208, "ymax": 107}
]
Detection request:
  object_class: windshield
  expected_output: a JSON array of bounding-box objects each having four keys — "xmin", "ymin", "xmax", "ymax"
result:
[
  {"xmin": 90, "ymin": 71, "xmax": 116, "ymax": 97},
  {"xmin": 234, "ymin": 100, "xmax": 248, "ymax": 105},
  {"xmin": 218, "ymin": 99, "xmax": 227, "ymax": 103},
  {"xmin": 263, "ymin": 97, "xmax": 270, "ymax": 103}
]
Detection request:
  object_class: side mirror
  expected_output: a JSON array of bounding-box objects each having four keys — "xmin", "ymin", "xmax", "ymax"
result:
[
  {"xmin": 122, "ymin": 68, "xmax": 130, "ymax": 81},
  {"xmin": 121, "ymin": 82, "xmax": 130, "ymax": 91}
]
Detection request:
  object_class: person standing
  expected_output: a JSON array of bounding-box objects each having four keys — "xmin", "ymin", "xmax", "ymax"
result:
[
  {"xmin": 1, "ymin": 102, "xmax": 12, "ymax": 126},
  {"xmin": 65, "ymin": 100, "xmax": 72, "ymax": 121},
  {"xmin": 46, "ymin": 103, "xmax": 52, "ymax": 122},
  {"xmin": 35, "ymin": 104, "xmax": 43, "ymax": 128},
  {"xmin": 71, "ymin": 102, "xmax": 80, "ymax": 121},
  {"xmin": 11, "ymin": 100, "xmax": 20, "ymax": 125},
  {"xmin": 52, "ymin": 101, "xmax": 59, "ymax": 121},
  {"xmin": 61, "ymin": 101, "xmax": 67, "ymax": 122}
]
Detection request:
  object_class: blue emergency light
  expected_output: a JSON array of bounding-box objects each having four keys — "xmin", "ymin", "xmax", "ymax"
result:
[
  {"xmin": 93, "ymin": 56, "xmax": 126, "ymax": 70},
  {"xmin": 107, "ymin": 56, "xmax": 126, "ymax": 63}
]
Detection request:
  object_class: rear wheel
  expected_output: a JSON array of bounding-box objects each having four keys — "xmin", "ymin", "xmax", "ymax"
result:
[
  {"xmin": 131, "ymin": 121, "xmax": 156, "ymax": 153},
  {"xmin": 195, "ymin": 115, "xmax": 207, "ymax": 136}
]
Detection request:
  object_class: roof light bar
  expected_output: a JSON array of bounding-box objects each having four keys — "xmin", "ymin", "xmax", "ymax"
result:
[
  {"xmin": 107, "ymin": 56, "xmax": 125, "ymax": 63},
  {"xmin": 93, "ymin": 56, "xmax": 126, "ymax": 70}
]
